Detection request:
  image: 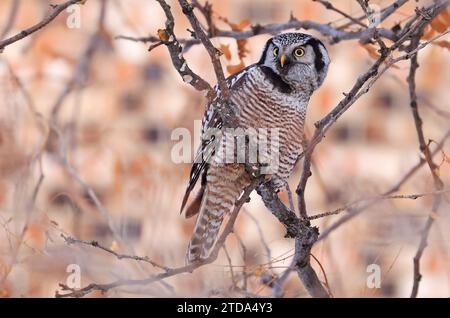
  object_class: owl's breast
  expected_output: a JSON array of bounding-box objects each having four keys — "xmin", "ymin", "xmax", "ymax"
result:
[
  {"xmin": 228, "ymin": 67, "xmax": 308, "ymax": 186},
  {"xmin": 231, "ymin": 67, "xmax": 307, "ymax": 140}
]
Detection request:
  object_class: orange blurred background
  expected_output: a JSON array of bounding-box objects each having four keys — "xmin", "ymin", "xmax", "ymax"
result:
[{"xmin": 0, "ymin": 0, "xmax": 449, "ymax": 297}]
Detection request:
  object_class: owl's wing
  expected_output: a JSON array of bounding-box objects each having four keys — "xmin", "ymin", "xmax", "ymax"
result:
[{"xmin": 180, "ymin": 65, "xmax": 255, "ymax": 217}]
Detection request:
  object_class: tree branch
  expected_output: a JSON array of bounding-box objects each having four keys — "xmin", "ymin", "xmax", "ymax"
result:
[
  {"xmin": 116, "ymin": 0, "xmax": 414, "ymax": 51},
  {"xmin": 60, "ymin": 233, "xmax": 169, "ymax": 271},
  {"xmin": 55, "ymin": 177, "xmax": 262, "ymax": 297},
  {"xmin": 0, "ymin": 0, "xmax": 86, "ymax": 52},
  {"xmin": 308, "ymin": 189, "xmax": 450, "ymax": 220},
  {"xmin": 0, "ymin": 0, "xmax": 21, "ymax": 41},
  {"xmin": 407, "ymin": 31, "xmax": 445, "ymax": 298},
  {"xmin": 155, "ymin": 0, "xmax": 212, "ymax": 96}
]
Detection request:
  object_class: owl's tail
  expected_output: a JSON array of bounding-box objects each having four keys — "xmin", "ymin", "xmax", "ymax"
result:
[{"xmin": 187, "ymin": 171, "xmax": 250, "ymax": 263}]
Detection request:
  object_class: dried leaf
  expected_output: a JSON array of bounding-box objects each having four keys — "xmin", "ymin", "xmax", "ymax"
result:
[
  {"xmin": 218, "ymin": 17, "xmax": 252, "ymax": 60},
  {"xmin": 110, "ymin": 240, "xmax": 119, "ymax": 252},
  {"xmin": 440, "ymin": 9, "xmax": 450, "ymax": 25},
  {"xmin": 234, "ymin": 19, "xmax": 251, "ymax": 31},
  {"xmin": 236, "ymin": 39, "xmax": 250, "ymax": 59},
  {"xmin": 445, "ymin": 154, "xmax": 450, "ymax": 164},
  {"xmin": 254, "ymin": 266, "xmax": 264, "ymax": 277},
  {"xmin": 219, "ymin": 44, "xmax": 232, "ymax": 60},
  {"xmin": 361, "ymin": 44, "xmax": 380, "ymax": 59},
  {"xmin": 157, "ymin": 29, "xmax": 169, "ymax": 42},
  {"xmin": 226, "ymin": 60, "xmax": 246, "ymax": 74},
  {"xmin": 422, "ymin": 25, "xmax": 436, "ymax": 40},
  {"xmin": 219, "ymin": 17, "xmax": 251, "ymax": 31},
  {"xmin": 433, "ymin": 167, "xmax": 440, "ymax": 177},
  {"xmin": 24, "ymin": 224, "xmax": 44, "ymax": 246},
  {"xmin": 434, "ymin": 40, "xmax": 450, "ymax": 50},
  {"xmin": 430, "ymin": 16, "xmax": 447, "ymax": 33}
]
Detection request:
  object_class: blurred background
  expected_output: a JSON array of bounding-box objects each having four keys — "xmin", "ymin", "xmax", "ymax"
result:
[{"xmin": 0, "ymin": 0, "xmax": 449, "ymax": 297}]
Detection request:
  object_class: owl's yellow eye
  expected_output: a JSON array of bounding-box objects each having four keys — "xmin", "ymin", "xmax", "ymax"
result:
[
  {"xmin": 294, "ymin": 48, "xmax": 305, "ymax": 57},
  {"xmin": 273, "ymin": 47, "xmax": 279, "ymax": 57}
]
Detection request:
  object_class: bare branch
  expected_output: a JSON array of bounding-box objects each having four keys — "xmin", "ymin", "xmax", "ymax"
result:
[
  {"xmin": 314, "ymin": 0, "xmax": 367, "ymax": 28},
  {"xmin": 0, "ymin": 0, "xmax": 86, "ymax": 52},
  {"xmin": 407, "ymin": 30, "xmax": 445, "ymax": 298},
  {"xmin": 178, "ymin": 0, "xmax": 230, "ymax": 101},
  {"xmin": 0, "ymin": 0, "xmax": 21, "ymax": 41},
  {"xmin": 337, "ymin": 0, "xmax": 410, "ymax": 30},
  {"xmin": 60, "ymin": 233, "xmax": 169, "ymax": 271},
  {"xmin": 177, "ymin": 0, "xmax": 237, "ymax": 126},
  {"xmin": 271, "ymin": 258, "xmax": 295, "ymax": 297},
  {"xmin": 233, "ymin": 232, "xmax": 249, "ymax": 291},
  {"xmin": 155, "ymin": 0, "xmax": 212, "ymax": 96},
  {"xmin": 257, "ymin": 182, "xmax": 329, "ymax": 297},
  {"xmin": 295, "ymin": 2, "xmax": 448, "ymax": 225},
  {"xmin": 310, "ymin": 253, "xmax": 333, "ymax": 297},
  {"xmin": 55, "ymin": 177, "xmax": 262, "ymax": 297},
  {"xmin": 296, "ymin": 140, "xmax": 313, "ymax": 219},
  {"xmin": 219, "ymin": 20, "xmax": 397, "ymax": 45},
  {"xmin": 50, "ymin": 0, "xmax": 106, "ymax": 120},
  {"xmin": 318, "ymin": 130, "xmax": 450, "ymax": 241},
  {"xmin": 222, "ymin": 245, "xmax": 238, "ymax": 289},
  {"xmin": 117, "ymin": 0, "xmax": 415, "ymax": 52},
  {"xmin": 308, "ymin": 189, "xmax": 450, "ymax": 221},
  {"xmin": 243, "ymin": 209, "xmax": 272, "ymax": 265},
  {"xmin": 294, "ymin": 236, "xmax": 329, "ymax": 298},
  {"xmin": 285, "ymin": 184, "xmax": 295, "ymax": 213}
]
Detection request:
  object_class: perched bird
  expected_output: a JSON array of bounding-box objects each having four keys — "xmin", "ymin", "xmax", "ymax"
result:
[{"xmin": 180, "ymin": 32, "xmax": 330, "ymax": 263}]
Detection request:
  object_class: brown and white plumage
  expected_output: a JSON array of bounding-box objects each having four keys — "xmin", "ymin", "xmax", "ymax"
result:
[{"xmin": 180, "ymin": 33, "xmax": 330, "ymax": 263}]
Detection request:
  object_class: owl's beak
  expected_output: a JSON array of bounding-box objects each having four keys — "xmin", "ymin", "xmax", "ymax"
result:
[{"xmin": 280, "ymin": 54, "xmax": 287, "ymax": 68}]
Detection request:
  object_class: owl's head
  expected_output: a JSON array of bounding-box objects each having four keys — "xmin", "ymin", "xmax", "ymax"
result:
[{"xmin": 258, "ymin": 33, "xmax": 330, "ymax": 91}]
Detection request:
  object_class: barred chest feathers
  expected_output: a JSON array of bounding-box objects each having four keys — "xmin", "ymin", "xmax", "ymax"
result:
[
  {"xmin": 231, "ymin": 65, "xmax": 309, "ymax": 129},
  {"xmin": 223, "ymin": 65, "xmax": 310, "ymax": 190}
]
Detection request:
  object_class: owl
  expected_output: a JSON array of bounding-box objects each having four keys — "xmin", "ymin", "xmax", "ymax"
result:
[{"xmin": 180, "ymin": 33, "xmax": 330, "ymax": 263}]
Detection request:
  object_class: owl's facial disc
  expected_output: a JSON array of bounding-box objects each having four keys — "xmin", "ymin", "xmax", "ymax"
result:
[{"xmin": 259, "ymin": 33, "xmax": 330, "ymax": 90}]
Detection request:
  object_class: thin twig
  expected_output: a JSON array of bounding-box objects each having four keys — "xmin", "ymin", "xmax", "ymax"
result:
[
  {"xmin": 408, "ymin": 32, "xmax": 445, "ymax": 298},
  {"xmin": 286, "ymin": 183, "xmax": 295, "ymax": 213},
  {"xmin": 117, "ymin": 0, "xmax": 415, "ymax": 51},
  {"xmin": 50, "ymin": 0, "xmax": 106, "ymax": 120},
  {"xmin": 314, "ymin": 0, "xmax": 367, "ymax": 28},
  {"xmin": 271, "ymin": 258, "xmax": 296, "ymax": 297},
  {"xmin": 60, "ymin": 233, "xmax": 169, "ymax": 271},
  {"xmin": 310, "ymin": 253, "xmax": 333, "ymax": 297},
  {"xmin": 177, "ymin": 0, "xmax": 235, "ymax": 124},
  {"xmin": 55, "ymin": 177, "xmax": 262, "ymax": 297},
  {"xmin": 155, "ymin": 0, "xmax": 212, "ymax": 96},
  {"xmin": 308, "ymin": 189, "xmax": 450, "ymax": 220},
  {"xmin": 222, "ymin": 245, "xmax": 238, "ymax": 289},
  {"xmin": 337, "ymin": 0, "xmax": 410, "ymax": 30},
  {"xmin": 243, "ymin": 209, "xmax": 272, "ymax": 265},
  {"xmin": 0, "ymin": 0, "xmax": 21, "ymax": 41},
  {"xmin": 0, "ymin": 0, "xmax": 86, "ymax": 52},
  {"xmin": 318, "ymin": 130, "xmax": 450, "ymax": 241}
]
